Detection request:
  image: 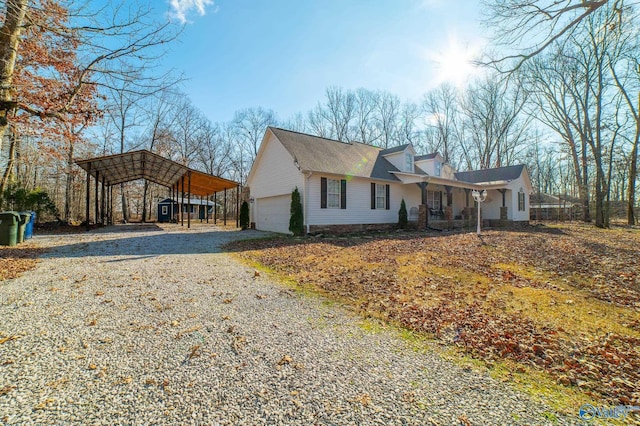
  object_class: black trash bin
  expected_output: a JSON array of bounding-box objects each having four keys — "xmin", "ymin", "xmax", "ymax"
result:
[{"xmin": 0, "ymin": 211, "xmax": 19, "ymax": 246}]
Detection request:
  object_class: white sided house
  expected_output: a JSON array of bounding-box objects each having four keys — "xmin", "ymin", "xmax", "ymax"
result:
[{"xmin": 247, "ymin": 127, "xmax": 533, "ymax": 234}]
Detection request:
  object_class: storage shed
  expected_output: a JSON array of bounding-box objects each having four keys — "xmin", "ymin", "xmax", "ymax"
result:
[{"xmin": 157, "ymin": 198, "xmax": 217, "ymax": 223}]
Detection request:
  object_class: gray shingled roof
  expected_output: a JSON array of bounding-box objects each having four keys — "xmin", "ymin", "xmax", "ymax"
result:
[
  {"xmin": 380, "ymin": 144, "xmax": 410, "ymax": 155},
  {"xmin": 455, "ymin": 165, "xmax": 525, "ymax": 184},
  {"xmin": 414, "ymin": 153, "xmax": 438, "ymax": 161},
  {"xmin": 269, "ymin": 127, "xmax": 400, "ymax": 181}
]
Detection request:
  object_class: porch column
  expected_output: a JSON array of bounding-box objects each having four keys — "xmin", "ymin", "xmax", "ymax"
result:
[
  {"xmin": 214, "ymin": 192, "xmax": 217, "ymax": 224},
  {"xmin": 419, "ymin": 181, "xmax": 429, "ymax": 229},
  {"xmin": 463, "ymin": 188, "xmax": 471, "ymax": 224},
  {"xmin": 499, "ymin": 189, "xmax": 507, "ymax": 207},
  {"xmin": 498, "ymin": 189, "xmax": 508, "ymax": 221},
  {"xmin": 444, "ymin": 185, "xmax": 453, "ymax": 229},
  {"xmin": 224, "ymin": 188, "xmax": 227, "ymax": 226},
  {"xmin": 200, "ymin": 194, "xmax": 203, "ymax": 222}
]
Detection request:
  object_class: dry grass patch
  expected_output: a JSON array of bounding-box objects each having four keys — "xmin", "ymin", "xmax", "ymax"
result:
[{"xmin": 225, "ymin": 223, "xmax": 640, "ymax": 407}]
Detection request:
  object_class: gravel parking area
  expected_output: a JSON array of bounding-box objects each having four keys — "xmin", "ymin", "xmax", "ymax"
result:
[{"xmin": 0, "ymin": 224, "xmax": 570, "ymax": 425}]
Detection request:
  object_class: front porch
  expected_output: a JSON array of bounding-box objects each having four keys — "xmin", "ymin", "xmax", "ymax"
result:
[{"xmin": 405, "ymin": 181, "xmax": 511, "ymax": 231}]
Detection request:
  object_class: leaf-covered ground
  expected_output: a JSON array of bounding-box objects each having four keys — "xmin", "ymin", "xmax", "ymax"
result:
[
  {"xmin": 0, "ymin": 243, "xmax": 44, "ymax": 281},
  {"xmin": 226, "ymin": 223, "xmax": 640, "ymax": 407}
]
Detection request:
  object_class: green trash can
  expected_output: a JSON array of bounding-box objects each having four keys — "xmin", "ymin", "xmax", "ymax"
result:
[
  {"xmin": 17, "ymin": 212, "xmax": 31, "ymax": 244},
  {"xmin": 0, "ymin": 211, "xmax": 19, "ymax": 247}
]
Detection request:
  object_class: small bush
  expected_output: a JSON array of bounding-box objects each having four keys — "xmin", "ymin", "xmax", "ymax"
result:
[
  {"xmin": 398, "ymin": 198, "xmax": 408, "ymax": 229},
  {"xmin": 289, "ymin": 187, "xmax": 304, "ymax": 236},
  {"xmin": 1, "ymin": 184, "xmax": 58, "ymax": 221},
  {"xmin": 239, "ymin": 200, "xmax": 250, "ymax": 230}
]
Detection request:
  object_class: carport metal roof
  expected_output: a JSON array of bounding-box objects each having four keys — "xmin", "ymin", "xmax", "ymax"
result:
[{"xmin": 75, "ymin": 150, "xmax": 238, "ymax": 196}]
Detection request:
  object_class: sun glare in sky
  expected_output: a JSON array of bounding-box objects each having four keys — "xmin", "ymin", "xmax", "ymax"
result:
[{"xmin": 430, "ymin": 37, "xmax": 481, "ymax": 87}]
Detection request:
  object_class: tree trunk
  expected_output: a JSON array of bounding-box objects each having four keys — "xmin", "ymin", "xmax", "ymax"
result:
[
  {"xmin": 628, "ymin": 140, "xmax": 638, "ymax": 225},
  {"xmin": 0, "ymin": 126, "xmax": 18, "ymax": 192},
  {"xmin": 594, "ymin": 163, "xmax": 606, "ymax": 228},
  {"xmin": 628, "ymin": 95, "xmax": 639, "ymax": 225},
  {"xmin": 64, "ymin": 140, "xmax": 74, "ymax": 221},
  {"xmin": 580, "ymin": 140, "xmax": 591, "ymax": 222},
  {"xmin": 0, "ymin": 0, "xmax": 28, "ymax": 140}
]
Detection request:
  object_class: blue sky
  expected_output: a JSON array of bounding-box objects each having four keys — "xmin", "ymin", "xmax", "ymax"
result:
[{"xmin": 163, "ymin": 0, "xmax": 486, "ymax": 123}]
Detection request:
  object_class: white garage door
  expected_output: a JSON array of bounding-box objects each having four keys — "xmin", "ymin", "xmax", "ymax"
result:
[{"xmin": 256, "ymin": 195, "xmax": 291, "ymax": 234}]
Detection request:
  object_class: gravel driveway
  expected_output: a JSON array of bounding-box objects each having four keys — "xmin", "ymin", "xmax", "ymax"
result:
[{"xmin": 0, "ymin": 224, "xmax": 570, "ymax": 425}]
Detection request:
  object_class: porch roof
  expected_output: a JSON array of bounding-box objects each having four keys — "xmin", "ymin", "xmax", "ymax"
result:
[{"xmin": 390, "ymin": 171, "xmax": 511, "ymax": 190}]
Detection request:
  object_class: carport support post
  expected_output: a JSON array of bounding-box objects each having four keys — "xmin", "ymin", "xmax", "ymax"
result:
[
  {"xmin": 101, "ymin": 177, "xmax": 106, "ymax": 225},
  {"xmin": 224, "ymin": 188, "xmax": 227, "ymax": 226},
  {"xmin": 187, "ymin": 171, "xmax": 192, "ymax": 229},
  {"xmin": 171, "ymin": 184, "xmax": 175, "ymax": 223},
  {"xmin": 109, "ymin": 185, "xmax": 113, "ymax": 225},
  {"xmin": 206, "ymin": 194, "xmax": 209, "ymax": 223},
  {"xmin": 200, "ymin": 194, "xmax": 203, "ymax": 222},
  {"xmin": 214, "ymin": 192, "xmax": 217, "ymax": 224},
  {"xmin": 95, "ymin": 171, "xmax": 100, "ymax": 226},
  {"xmin": 85, "ymin": 163, "xmax": 91, "ymax": 231},
  {"xmin": 181, "ymin": 175, "xmax": 185, "ymax": 227}
]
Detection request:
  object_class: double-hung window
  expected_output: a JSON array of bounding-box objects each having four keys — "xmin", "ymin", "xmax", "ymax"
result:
[
  {"xmin": 518, "ymin": 190, "xmax": 526, "ymax": 211},
  {"xmin": 405, "ymin": 153, "xmax": 413, "ymax": 172},
  {"xmin": 371, "ymin": 183, "xmax": 390, "ymax": 210},
  {"xmin": 376, "ymin": 184, "xmax": 386, "ymax": 209},
  {"xmin": 321, "ymin": 177, "xmax": 346, "ymax": 209},
  {"xmin": 327, "ymin": 179, "xmax": 341, "ymax": 209}
]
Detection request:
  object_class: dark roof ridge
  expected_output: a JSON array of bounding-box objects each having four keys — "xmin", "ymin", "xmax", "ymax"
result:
[
  {"xmin": 458, "ymin": 164, "xmax": 524, "ymax": 172},
  {"xmin": 414, "ymin": 153, "xmax": 439, "ymax": 160}
]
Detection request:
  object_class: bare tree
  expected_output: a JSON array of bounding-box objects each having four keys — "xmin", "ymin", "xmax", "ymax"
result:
[
  {"xmin": 482, "ymin": 0, "xmax": 622, "ymax": 71},
  {"xmin": 193, "ymin": 121, "xmax": 233, "ymax": 178},
  {"xmin": 374, "ymin": 92, "xmax": 400, "ymax": 149},
  {"xmin": 353, "ymin": 89, "xmax": 380, "ymax": 145},
  {"xmin": 233, "ymin": 107, "xmax": 278, "ymax": 161},
  {"xmin": 422, "ymin": 83, "xmax": 461, "ymax": 164},
  {"xmin": 397, "ymin": 102, "xmax": 423, "ymax": 147},
  {"xmin": 521, "ymin": 4, "xmax": 631, "ymax": 227},
  {"xmin": 139, "ymin": 89, "xmax": 181, "ymax": 221},
  {"xmin": 460, "ymin": 73, "xmax": 530, "ymax": 169},
  {"xmin": 607, "ymin": 9, "xmax": 640, "ymax": 224},
  {"xmin": 171, "ymin": 98, "xmax": 207, "ymax": 166},
  {"xmin": 320, "ymin": 86, "xmax": 356, "ymax": 142}
]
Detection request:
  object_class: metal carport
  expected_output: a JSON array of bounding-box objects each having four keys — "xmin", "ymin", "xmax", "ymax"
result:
[{"xmin": 75, "ymin": 150, "xmax": 239, "ymax": 230}]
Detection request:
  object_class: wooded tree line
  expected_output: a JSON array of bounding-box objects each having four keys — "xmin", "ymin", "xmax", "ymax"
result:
[{"xmin": 0, "ymin": 0, "xmax": 638, "ymax": 227}]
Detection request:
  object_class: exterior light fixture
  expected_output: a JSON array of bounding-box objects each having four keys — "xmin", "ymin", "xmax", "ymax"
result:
[{"xmin": 471, "ymin": 189, "xmax": 487, "ymax": 235}]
